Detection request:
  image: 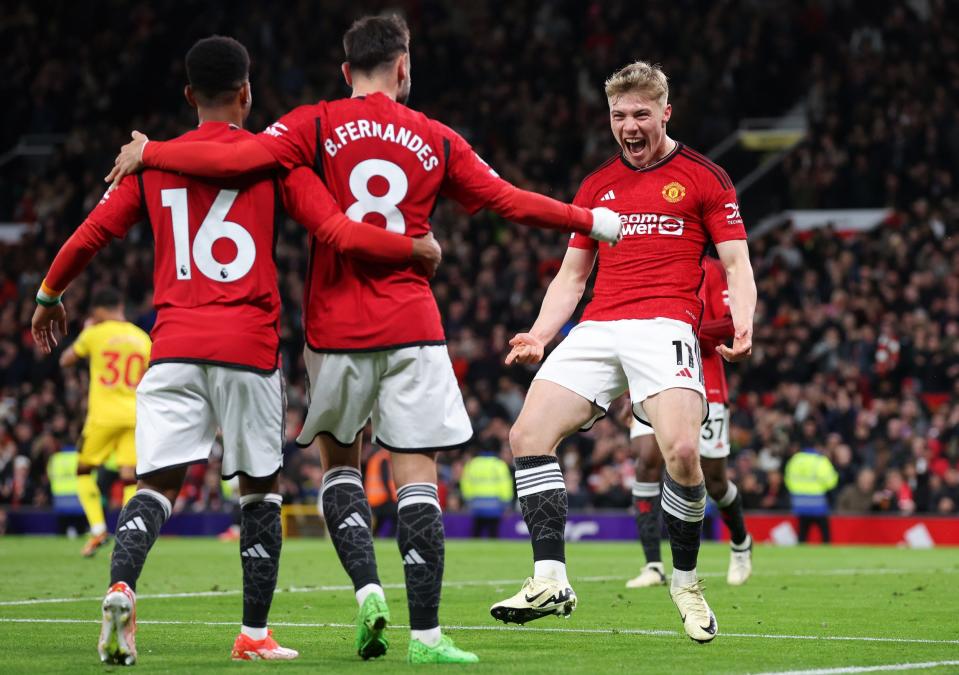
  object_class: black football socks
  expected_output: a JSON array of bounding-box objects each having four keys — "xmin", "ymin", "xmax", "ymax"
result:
[
  {"xmin": 396, "ymin": 483, "xmax": 445, "ymax": 632},
  {"xmin": 239, "ymin": 493, "xmax": 283, "ymax": 631},
  {"xmin": 110, "ymin": 489, "xmax": 171, "ymax": 591},
  {"xmin": 321, "ymin": 467, "xmax": 382, "ymax": 592}
]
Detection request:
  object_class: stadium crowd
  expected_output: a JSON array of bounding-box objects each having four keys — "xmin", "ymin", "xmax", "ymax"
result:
[{"xmin": 2, "ymin": 0, "xmax": 958, "ymax": 519}]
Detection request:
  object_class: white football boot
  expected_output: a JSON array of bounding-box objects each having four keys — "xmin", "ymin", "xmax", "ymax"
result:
[
  {"xmin": 670, "ymin": 579, "xmax": 718, "ymax": 643},
  {"xmin": 727, "ymin": 534, "xmax": 753, "ymax": 586},
  {"xmin": 626, "ymin": 562, "xmax": 667, "ymax": 588},
  {"xmin": 98, "ymin": 582, "xmax": 137, "ymax": 665},
  {"xmin": 490, "ymin": 577, "xmax": 577, "ymax": 624}
]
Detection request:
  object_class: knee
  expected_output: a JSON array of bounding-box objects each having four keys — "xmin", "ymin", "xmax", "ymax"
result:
[
  {"xmin": 666, "ymin": 439, "xmax": 699, "ymax": 472},
  {"xmin": 705, "ymin": 475, "xmax": 727, "ymax": 501},
  {"xmin": 508, "ymin": 422, "xmax": 539, "ymax": 457}
]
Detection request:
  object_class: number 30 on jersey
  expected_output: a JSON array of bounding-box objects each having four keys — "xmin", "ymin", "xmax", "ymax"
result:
[{"xmin": 161, "ymin": 188, "xmax": 255, "ymax": 282}]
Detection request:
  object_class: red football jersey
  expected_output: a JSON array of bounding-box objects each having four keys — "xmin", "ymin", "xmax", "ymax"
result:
[
  {"xmin": 255, "ymin": 93, "xmax": 511, "ymax": 351},
  {"xmin": 87, "ymin": 122, "xmax": 283, "ymax": 371},
  {"xmin": 699, "ymin": 256, "xmax": 731, "ymax": 404},
  {"xmin": 570, "ymin": 144, "xmax": 746, "ymax": 328}
]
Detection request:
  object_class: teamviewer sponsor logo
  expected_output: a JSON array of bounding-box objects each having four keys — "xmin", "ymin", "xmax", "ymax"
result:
[{"xmin": 619, "ymin": 213, "xmax": 685, "ymax": 236}]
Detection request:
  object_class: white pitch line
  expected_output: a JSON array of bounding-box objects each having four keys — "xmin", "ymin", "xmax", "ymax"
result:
[
  {"xmin": 1, "ymin": 618, "xmax": 957, "ymax": 647},
  {"xmin": 0, "ymin": 567, "xmax": 941, "ymax": 608},
  {"xmin": 0, "ymin": 576, "xmax": 617, "ymax": 607},
  {"xmin": 753, "ymin": 660, "xmax": 959, "ymax": 674}
]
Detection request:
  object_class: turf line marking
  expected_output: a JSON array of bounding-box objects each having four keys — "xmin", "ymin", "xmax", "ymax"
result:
[
  {"xmin": 753, "ymin": 660, "xmax": 959, "ymax": 674},
  {"xmin": 2, "ymin": 618, "xmax": 957, "ymax": 646},
  {"xmin": 0, "ymin": 567, "xmax": 938, "ymax": 608}
]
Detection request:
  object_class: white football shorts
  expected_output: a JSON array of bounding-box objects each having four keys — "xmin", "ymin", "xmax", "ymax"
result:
[
  {"xmin": 535, "ymin": 318, "xmax": 706, "ymax": 430},
  {"xmin": 135, "ymin": 362, "xmax": 284, "ymax": 479},
  {"xmin": 298, "ymin": 345, "xmax": 473, "ymax": 452},
  {"xmin": 629, "ymin": 401, "xmax": 730, "ymax": 459}
]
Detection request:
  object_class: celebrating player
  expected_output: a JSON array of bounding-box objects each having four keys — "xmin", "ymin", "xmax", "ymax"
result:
[
  {"xmin": 626, "ymin": 255, "xmax": 753, "ymax": 590},
  {"xmin": 492, "ymin": 61, "xmax": 756, "ymax": 644},
  {"xmin": 31, "ymin": 36, "xmax": 440, "ymax": 666},
  {"xmin": 104, "ymin": 13, "xmax": 622, "ymax": 665},
  {"xmin": 57, "ymin": 289, "xmax": 151, "ymax": 557}
]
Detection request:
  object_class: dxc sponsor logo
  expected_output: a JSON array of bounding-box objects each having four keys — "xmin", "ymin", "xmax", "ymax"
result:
[{"xmin": 618, "ymin": 213, "xmax": 685, "ymax": 236}]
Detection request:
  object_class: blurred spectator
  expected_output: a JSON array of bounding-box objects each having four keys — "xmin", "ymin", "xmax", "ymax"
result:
[
  {"xmin": 365, "ymin": 448, "xmax": 397, "ymax": 537},
  {"xmin": 460, "ymin": 443, "xmax": 513, "ymax": 538},
  {"xmin": 784, "ymin": 446, "xmax": 839, "ymax": 543},
  {"xmin": 836, "ymin": 467, "xmax": 877, "ymax": 513}
]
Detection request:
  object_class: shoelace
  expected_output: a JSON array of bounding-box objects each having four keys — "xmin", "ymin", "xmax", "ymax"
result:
[{"xmin": 675, "ymin": 581, "xmax": 710, "ymax": 623}]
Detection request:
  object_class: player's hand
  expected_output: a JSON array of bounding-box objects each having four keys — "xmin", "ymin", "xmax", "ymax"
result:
[
  {"xmin": 31, "ymin": 303, "xmax": 68, "ymax": 355},
  {"xmin": 411, "ymin": 232, "xmax": 442, "ymax": 278},
  {"xmin": 589, "ymin": 207, "xmax": 623, "ymax": 245},
  {"xmin": 505, "ymin": 332, "xmax": 545, "ymax": 365},
  {"xmin": 105, "ymin": 131, "xmax": 149, "ymax": 186},
  {"xmin": 717, "ymin": 327, "xmax": 752, "ymax": 362}
]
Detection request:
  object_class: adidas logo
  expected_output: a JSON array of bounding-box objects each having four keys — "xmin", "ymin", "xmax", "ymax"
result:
[
  {"xmin": 241, "ymin": 544, "xmax": 271, "ymax": 559},
  {"xmin": 118, "ymin": 516, "xmax": 148, "ymax": 533},
  {"xmin": 599, "ymin": 189, "xmax": 616, "ymax": 202},
  {"xmin": 675, "ymin": 368, "xmax": 693, "ymax": 378},
  {"xmin": 403, "ymin": 549, "xmax": 427, "ymax": 565},
  {"xmin": 337, "ymin": 512, "xmax": 368, "ymax": 529}
]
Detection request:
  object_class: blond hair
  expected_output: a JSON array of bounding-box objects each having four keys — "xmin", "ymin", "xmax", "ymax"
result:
[{"xmin": 604, "ymin": 61, "xmax": 669, "ymax": 105}]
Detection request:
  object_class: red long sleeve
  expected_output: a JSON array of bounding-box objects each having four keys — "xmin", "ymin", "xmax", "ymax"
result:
[
  {"xmin": 280, "ymin": 167, "xmax": 413, "ymax": 263},
  {"xmin": 315, "ymin": 213, "xmax": 414, "ymax": 262},
  {"xmin": 485, "ymin": 183, "xmax": 594, "ymax": 236},
  {"xmin": 143, "ymin": 138, "xmax": 279, "ymax": 177},
  {"xmin": 44, "ymin": 219, "xmax": 116, "ymax": 292},
  {"xmin": 699, "ymin": 316, "xmax": 734, "ymax": 350}
]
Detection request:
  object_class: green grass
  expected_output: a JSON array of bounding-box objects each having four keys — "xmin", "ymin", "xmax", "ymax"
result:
[{"xmin": 1, "ymin": 536, "xmax": 958, "ymax": 673}]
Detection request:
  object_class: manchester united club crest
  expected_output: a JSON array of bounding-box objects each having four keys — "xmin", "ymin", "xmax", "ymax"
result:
[{"xmin": 662, "ymin": 181, "xmax": 686, "ymax": 203}]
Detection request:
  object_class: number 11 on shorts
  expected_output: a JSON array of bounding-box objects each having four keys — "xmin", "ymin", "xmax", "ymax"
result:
[{"xmin": 672, "ymin": 340, "xmax": 694, "ymax": 368}]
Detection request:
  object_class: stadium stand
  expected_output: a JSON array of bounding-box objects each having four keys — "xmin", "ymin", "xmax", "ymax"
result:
[{"xmin": 1, "ymin": 0, "xmax": 957, "ymax": 519}]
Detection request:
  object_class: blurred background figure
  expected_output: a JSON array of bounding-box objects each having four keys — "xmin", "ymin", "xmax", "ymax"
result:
[
  {"xmin": 785, "ymin": 443, "xmax": 839, "ymax": 543},
  {"xmin": 364, "ymin": 446, "xmax": 397, "ymax": 537},
  {"xmin": 460, "ymin": 441, "xmax": 514, "ymax": 538},
  {"xmin": 836, "ymin": 467, "xmax": 878, "ymax": 513}
]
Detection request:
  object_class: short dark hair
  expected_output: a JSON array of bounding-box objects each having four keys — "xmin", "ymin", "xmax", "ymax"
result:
[
  {"xmin": 185, "ymin": 35, "xmax": 250, "ymax": 105},
  {"xmin": 343, "ymin": 13, "xmax": 410, "ymax": 73},
  {"xmin": 91, "ymin": 288, "xmax": 122, "ymax": 310}
]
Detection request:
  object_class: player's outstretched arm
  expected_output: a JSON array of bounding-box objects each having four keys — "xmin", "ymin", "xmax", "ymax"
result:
[
  {"xmin": 505, "ymin": 247, "xmax": 596, "ymax": 365},
  {"xmin": 280, "ymin": 167, "xmax": 441, "ymax": 275},
  {"xmin": 105, "ymin": 131, "xmax": 280, "ymax": 185},
  {"xmin": 715, "ymin": 239, "xmax": 756, "ymax": 362},
  {"xmin": 438, "ymin": 123, "xmax": 622, "ymax": 243},
  {"xmin": 486, "ymin": 183, "xmax": 623, "ymax": 244},
  {"xmin": 32, "ymin": 177, "xmax": 142, "ymax": 354}
]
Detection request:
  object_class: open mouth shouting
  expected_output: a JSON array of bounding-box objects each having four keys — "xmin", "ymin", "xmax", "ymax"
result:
[{"xmin": 623, "ymin": 137, "xmax": 648, "ymax": 161}]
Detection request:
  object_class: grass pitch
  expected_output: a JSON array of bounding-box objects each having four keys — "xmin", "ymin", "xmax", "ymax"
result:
[{"xmin": 1, "ymin": 536, "xmax": 958, "ymax": 674}]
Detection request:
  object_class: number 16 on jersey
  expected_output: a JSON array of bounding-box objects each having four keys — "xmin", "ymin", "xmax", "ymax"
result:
[{"xmin": 161, "ymin": 188, "xmax": 256, "ymax": 282}]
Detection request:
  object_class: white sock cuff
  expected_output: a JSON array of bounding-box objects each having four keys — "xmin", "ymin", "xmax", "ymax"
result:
[
  {"xmin": 717, "ymin": 481, "xmax": 738, "ymax": 508},
  {"xmin": 397, "ymin": 482, "xmax": 440, "ymax": 511},
  {"xmin": 632, "ymin": 481, "xmax": 661, "ymax": 498},
  {"xmin": 661, "ymin": 476, "xmax": 706, "ymax": 523},
  {"xmin": 136, "ymin": 488, "xmax": 172, "ymax": 520},
  {"xmin": 239, "ymin": 492, "xmax": 282, "ymax": 508},
  {"xmin": 322, "ymin": 466, "xmax": 363, "ymax": 494},
  {"xmin": 515, "ymin": 463, "xmax": 565, "ymax": 498}
]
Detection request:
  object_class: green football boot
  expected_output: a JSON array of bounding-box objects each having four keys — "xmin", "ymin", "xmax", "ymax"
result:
[
  {"xmin": 355, "ymin": 593, "xmax": 390, "ymax": 659},
  {"xmin": 407, "ymin": 634, "xmax": 479, "ymax": 664}
]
